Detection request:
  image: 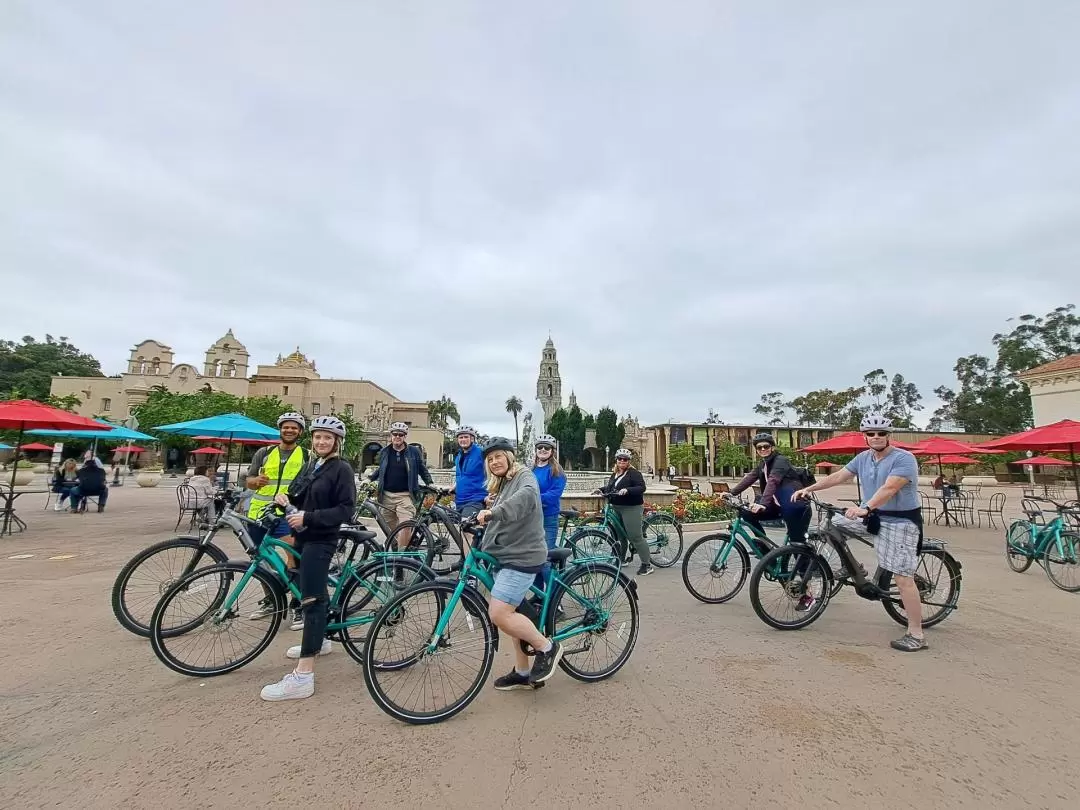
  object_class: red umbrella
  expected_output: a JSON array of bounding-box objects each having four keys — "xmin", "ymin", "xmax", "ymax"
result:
[
  {"xmin": 801, "ymin": 431, "xmax": 914, "ymax": 453},
  {"xmin": 111, "ymin": 445, "xmax": 146, "ymax": 454},
  {"xmin": 18, "ymin": 442, "xmax": 56, "ymax": 452},
  {"xmin": 978, "ymin": 420, "xmax": 1080, "ymax": 498},
  {"xmin": 191, "ymin": 447, "xmax": 226, "ymax": 455},
  {"xmin": 815, "ymin": 460, "xmax": 841, "ymax": 469},
  {"xmin": 1009, "ymin": 455, "xmax": 1074, "ymax": 467},
  {"xmin": 932, "ymin": 454, "xmax": 980, "ymax": 465},
  {"xmin": 0, "ymin": 400, "xmax": 110, "ymax": 494},
  {"xmin": 910, "ymin": 436, "xmax": 1003, "ymax": 477}
]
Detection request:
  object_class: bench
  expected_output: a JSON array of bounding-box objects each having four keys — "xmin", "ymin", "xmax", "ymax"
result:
[{"xmin": 671, "ymin": 477, "xmax": 697, "ymax": 492}]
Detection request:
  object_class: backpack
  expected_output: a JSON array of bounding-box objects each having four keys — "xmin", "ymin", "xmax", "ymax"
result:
[{"xmin": 793, "ymin": 466, "xmax": 816, "ymax": 487}]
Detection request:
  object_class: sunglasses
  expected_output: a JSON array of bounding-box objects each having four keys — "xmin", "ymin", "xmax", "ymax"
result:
[
  {"xmin": 754, "ymin": 444, "xmax": 772, "ymax": 451},
  {"xmin": 391, "ymin": 432, "xmax": 406, "ymax": 438},
  {"xmin": 864, "ymin": 431, "xmax": 890, "ymax": 438}
]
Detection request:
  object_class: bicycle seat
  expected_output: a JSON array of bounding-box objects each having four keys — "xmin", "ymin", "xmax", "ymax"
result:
[
  {"xmin": 559, "ymin": 509, "xmax": 579, "ymax": 519},
  {"xmin": 547, "ymin": 548, "xmax": 574, "ymax": 565},
  {"xmin": 339, "ymin": 526, "xmax": 378, "ymax": 544}
]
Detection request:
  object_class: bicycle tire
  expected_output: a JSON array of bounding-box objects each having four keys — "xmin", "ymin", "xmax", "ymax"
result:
[
  {"xmin": 880, "ymin": 546, "xmax": 962, "ymax": 627},
  {"xmin": 383, "ymin": 521, "xmax": 440, "ymax": 569},
  {"xmin": 566, "ymin": 527, "xmax": 620, "ymax": 563},
  {"xmin": 149, "ymin": 563, "xmax": 284, "ymax": 677},
  {"xmin": 1042, "ymin": 531, "xmax": 1080, "ymax": 593},
  {"xmin": 1005, "ymin": 520, "xmax": 1035, "ymax": 573},
  {"xmin": 423, "ymin": 515, "xmax": 466, "ymax": 575},
  {"xmin": 681, "ymin": 533, "xmax": 749, "ymax": 604},
  {"xmin": 748, "ymin": 544, "xmax": 831, "ymax": 630},
  {"xmin": 337, "ymin": 557, "xmax": 438, "ymax": 665},
  {"xmin": 111, "ymin": 536, "xmax": 229, "ymax": 637},
  {"xmin": 547, "ymin": 562, "xmax": 639, "ymax": 681},
  {"xmin": 362, "ymin": 581, "xmax": 495, "ymax": 725},
  {"xmin": 644, "ymin": 513, "xmax": 684, "ymax": 567}
]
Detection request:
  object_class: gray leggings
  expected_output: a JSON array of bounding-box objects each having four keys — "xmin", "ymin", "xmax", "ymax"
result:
[{"xmin": 613, "ymin": 504, "xmax": 650, "ymax": 565}]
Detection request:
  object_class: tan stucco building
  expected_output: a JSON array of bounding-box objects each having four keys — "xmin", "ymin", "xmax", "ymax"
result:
[
  {"xmin": 50, "ymin": 330, "xmax": 445, "ymax": 467},
  {"xmin": 1019, "ymin": 354, "xmax": 1080, "ymax": 426}
]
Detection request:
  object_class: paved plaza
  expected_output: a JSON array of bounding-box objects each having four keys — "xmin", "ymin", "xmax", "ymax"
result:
[{"xmin": 1, "ymin": 481, "xmax": 1078, "ymax": 808}]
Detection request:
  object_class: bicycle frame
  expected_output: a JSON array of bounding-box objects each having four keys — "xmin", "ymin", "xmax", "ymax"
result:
[{"xmin": 1010, "ymin": 514, "xmax": 1074, "ymax": 559}]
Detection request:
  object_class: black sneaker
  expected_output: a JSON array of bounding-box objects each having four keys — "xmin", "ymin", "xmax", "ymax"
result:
[
  {"xmin": 636, "ymin": 564, "xmax": 655, "ymax": 576},
  {"xmin": 494, "ymin": 670, "xmax": 543, "ymax": 691},
  {"xmin": 528, "ymin": 641, "xmax": 564, "ymax": 684}
]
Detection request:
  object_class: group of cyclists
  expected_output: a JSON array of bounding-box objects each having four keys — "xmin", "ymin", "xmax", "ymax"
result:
[{"xmin": 237, "ymin": 405, "xmax": 928, "ymax": 701}]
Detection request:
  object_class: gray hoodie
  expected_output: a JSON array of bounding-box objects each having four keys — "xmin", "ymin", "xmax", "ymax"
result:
[{"xmin": 480, "ymin": 467, "xmax": 548, "ymax": 571}]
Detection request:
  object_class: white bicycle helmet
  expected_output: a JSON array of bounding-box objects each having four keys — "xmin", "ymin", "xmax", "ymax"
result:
[
  {"xmin": 534, "ymin": 434, "xmax": 556, "ymax": 449},
  {"xmin": 277, "ymin": 411, "xmax": 306, "ymax": 431},
  {"xmin": 310, "ymin": 415, "xmax": 346, "ymax": 439},
  {"xmin": 614, "ymin": 448, "xmax": 632, "ymax": 460},
  {"xmin": 456, "ymin": 425, "xmax": 477, "ymax": 438},
  {"xmin": 860, "ymin": 412, "xmax": 893, "ymax": 433},
  {"xmin": 389, "ymin": 421, "xmax": 409, "ymax": 435}
]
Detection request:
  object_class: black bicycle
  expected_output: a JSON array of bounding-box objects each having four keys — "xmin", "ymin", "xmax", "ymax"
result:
[{"xmin": 748, "ymin": 495, "xmax": 962, "ymax": 631}]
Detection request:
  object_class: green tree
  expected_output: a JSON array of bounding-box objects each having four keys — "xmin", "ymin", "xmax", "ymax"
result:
[
  {"xmin": 667, "ymin": 443, "xmax": 698, "ymax": 475},
  {"xmin": 712, "ymin": 438, "xmax": 750, "ymax": 475},
  {"xmin": 426, "ymin": 394, "xmax": 460, "ymax": 431},
  {"xmin": 752, "ymin": 392, "xmax": 791, "ymax": 426},
  {"xmin": 594, "ymin": 406, "xmax": 625, "ymax": 454},
  {"xmin": 704, "ymin": 408, "xmax": 725, "ymax": 424},
  {"xmin": 505, "ymin": 395, "xmax": 523, "ymax": 445},
  {"xmin": 884, "ymin": 373, "xmax": 923, "ymax": 428},
  {"xmin": 862, "ymin": 369, "xmax": 888, "ymax": 409},
  {"xmin": 788, "ymin": 387, "xmax": 864, "ymax": 428},
  {"xmin": 0, "ymin": 335, "xmax": 104, "ymax": 401},
  {"xmin": 547, "ymin": 405, "xmax": 586, "ymax": 469}
]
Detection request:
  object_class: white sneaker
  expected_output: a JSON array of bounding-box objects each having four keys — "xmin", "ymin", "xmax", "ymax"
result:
[
  {"xmin": 248, "ymin": 600, "xmax": 276, "ymax": 620},
  {"xmin": 290, "ymin": 610, "xmax": 304, "ymax": 631},
  {"xmin": 287, "ymin": 639, "xmax": 332, "ymax": 659},
  {"xmin": 53, "ymin": 502, "xmax": 64, "ymax": 512},
  {"xmin": 260, "ymin": 670, "xmax": 315, "ymax": 701}
]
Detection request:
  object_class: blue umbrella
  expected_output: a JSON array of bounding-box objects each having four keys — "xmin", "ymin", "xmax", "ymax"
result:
[
  {"xmin": 0, "ymin": 442, "xmax": 12, "ymax": 450},
  {"xmin": 28, "ymin": 419, "xmax": 156, "ymax": 441},
  {"xmin": 152, "ymin": 413, "xmax": 279, "ymax": 481}
]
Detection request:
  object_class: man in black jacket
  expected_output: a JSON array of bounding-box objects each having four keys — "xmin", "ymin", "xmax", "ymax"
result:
[
  {"xmin": 368, "ymin": 422, "xmax": 433, "ymax": 548},
  {"xmin": 70, "ymin": 453, "xmax": 109, "ymax": 513}
]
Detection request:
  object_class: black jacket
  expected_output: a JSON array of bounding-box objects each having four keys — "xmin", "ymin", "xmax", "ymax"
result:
[
  {"xmin": 287, "ymin": 457, "xmax": 357, "ymax": 542},
  {"xmin": 76, "ymin": 463, "xmax": 107, "ymax": 495},
  {"xmin": 370, "ymin": 444, "xmax": 432, "ymax": 497},
  {"xmin": 603, "ymin": 467, "xmax": 647, "ymax": 506},
  {"xmin": 731, "ymin": 452, "xmax": 801, "ymax": 503}
]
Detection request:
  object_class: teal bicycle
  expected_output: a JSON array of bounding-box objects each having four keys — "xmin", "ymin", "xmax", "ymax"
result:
[
  {"xmin": 568, "ymin": 491, "xmax": 684, "ymax": 567},
  {"xmin": 148, "ymin": 508, "xmax": 437, "ymax": 676},
  {"xmin": 1006, "ymin": 497, "xmax": 1080, "ymax": 592},
  {"xmin": 361, "ymin": 517, "xmax": 640, "ymax": 724},
  {"xmin": 681, "ymin": 495, "xmax": 844, "ymax": 604}
]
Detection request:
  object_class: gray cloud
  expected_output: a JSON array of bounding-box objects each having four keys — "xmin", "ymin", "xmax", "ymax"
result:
[{"xmin": 2, "ymin": 1, "xmax": 1077, "ymax": 437}]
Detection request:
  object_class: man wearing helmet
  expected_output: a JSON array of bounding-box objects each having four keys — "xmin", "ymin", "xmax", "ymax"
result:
[
  {"xmin": 450, "ymin": 425, "xmax": 486, "ymax": 520},
  {"xmin": 246, "ymin": 412, "xmax": 311, "ymax": 622},
  {"xmin": 728, "ymin": 432, "xmax": 812, "ymax": 547},
  {"xmin": 792, "ymin": 413, "xmax": 927, "ymax": 652},
  {"xmin": 369, "ymin": 421, "xmax": 433, "ymax": 548}
]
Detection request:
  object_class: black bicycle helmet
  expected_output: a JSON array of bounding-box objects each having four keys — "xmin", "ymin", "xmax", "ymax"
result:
[
  {"xmin": 482, "ymin": 436, "xmax": 516, "ymax": 457},
  {"xmin": 752, "ymin": 432, "xmax": 776, "ymax": 447}
]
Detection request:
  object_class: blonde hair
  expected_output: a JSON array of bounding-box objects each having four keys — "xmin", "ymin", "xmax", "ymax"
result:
[
  {"xmin": 532, "ymin": 448, "xmax": 564, "ymax": 478},
  {"xmin": 485, "ymin": 449, "xmax": 525, "ymax": 496}
]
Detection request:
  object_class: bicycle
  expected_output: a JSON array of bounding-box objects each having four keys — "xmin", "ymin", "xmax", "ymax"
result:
[
  {"xmin": 379, "ymin": 484, "xmax": 469, "ymax": 575},
  {"xmin": 681, "ymin": 495, "xmax": 844, "ymax": 604},
  {"xmin": 1005, "ymin": 497, "xmax": 1080, "ymax": 592},
  {"xmin": 568, "ymin": 491, "xmax": 684, "ymax": 567},
  {"xmin": 361, "ymin": 517, "xmax": 640, "ymax": 724},
  {"xmin": 747, "ymin": 495, "xmax": 962, "ymax": 631},
  {"xmin": 147, "ymin": 508, "xmax": 436, "ymax": 676}
]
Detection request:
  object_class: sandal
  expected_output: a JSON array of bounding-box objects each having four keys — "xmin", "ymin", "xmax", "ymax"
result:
[{"xmin": 890, "ymin": 633, "xmax": 928, "ymax": 652}]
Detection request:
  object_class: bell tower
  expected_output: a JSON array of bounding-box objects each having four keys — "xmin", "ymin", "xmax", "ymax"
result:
[{"xmin": 535, "ymin": 336, "xmax": 563, "ymax": 425}]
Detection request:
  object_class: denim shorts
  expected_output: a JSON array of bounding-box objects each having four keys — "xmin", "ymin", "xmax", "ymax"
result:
[{"xmin": 490, "ymin": 567, "xmax": 535, "ymax": 606}]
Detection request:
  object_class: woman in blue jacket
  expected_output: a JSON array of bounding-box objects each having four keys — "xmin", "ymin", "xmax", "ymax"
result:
[{"xmin": 530, "ymin": 434, "xmax": 567, "ymax": 592}]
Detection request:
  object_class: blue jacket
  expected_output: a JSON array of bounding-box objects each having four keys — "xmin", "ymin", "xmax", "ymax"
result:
[
  {"xmin": 532, "ymin": 463, "xmax": 567, "ymax": 517},
  {"xmin": 370, "ymin": 443, "xmax": 432, "ymax": 497},
  {"xmin": 454, "ymin": 444, "xmax": 487, "ymax": 505}
]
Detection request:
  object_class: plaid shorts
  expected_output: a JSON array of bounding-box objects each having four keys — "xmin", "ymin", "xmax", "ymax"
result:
[{"xmin": 832, "ymin": 514, "xmax": 919, "ymax": 577}]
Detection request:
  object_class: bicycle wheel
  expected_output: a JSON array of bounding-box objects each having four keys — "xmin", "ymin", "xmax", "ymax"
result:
[
  {"xmin": 1042, "ymin": 532, "xmax": 1080, "ymax": 593},
  {"xmin": 880, "ymin": 546, "xmax": 962, "ymax": 627},
  {"xmin": 1005, "ymin": 520, "xmax": 1035, "ymax": 573},
  {"xmin": 111, "ymin": 536, "xmax": 229, "ymax": 637},
  {"xmin": 337, "ymin": 557, "xmax": 438, "ymax": 665},
  {"xmin": 548, "ymin": 562, "xmax": 639, "ymax": 681},
  {"xmin": 644, "ymin": 513, "xmax": 684, "ymax": 567},
  {"xmin": 806, "ymin": 530, "xmax": 845, "ymax": 598},
  {"xmin": 383, "ymin": 521, "xmax": 441, "ymax": 569},
  {"xmin": 149, "ymin": 563, "xmax": 284, "ymax": 676},
  {"xmin": 362, "ymin": 581, "xmax": 495, "ymax": 725},
  {"xmin": 748, "ymin": 545, "xmax": 831, "ymax": 630},
  {"xmin": 424, "ymin": 516, "xmax": 466, "ymax": 575},
  {"xmin": 566, "ymin": 528, "xmax": 620, "ymax": 564},
  {"xmin": 681, "ymin": 533, "xmax": 749, "ymax": 604}
]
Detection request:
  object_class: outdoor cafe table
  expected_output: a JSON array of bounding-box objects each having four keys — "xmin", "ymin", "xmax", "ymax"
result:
[
  {"xmin": 0, "ymin": 487, "xmax": 50, "ymax": 536},
  {"xmin": 932, "ymin": 494, "xmax": 960, "ymax": 527}
]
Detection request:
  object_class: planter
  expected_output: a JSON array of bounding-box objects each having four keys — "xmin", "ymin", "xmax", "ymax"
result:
[
  {"xmin": 137, "ymin": 472, "xmax": 162, "ymax": 488},
  {"xmin": 11, "ymin": 469, "xmax": 35, "ymax": 486},
  {"xmin": 33, "ymin": 463, "xmax": 50, "ymax": 474}
]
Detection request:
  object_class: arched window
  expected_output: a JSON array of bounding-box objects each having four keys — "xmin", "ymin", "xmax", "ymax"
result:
[
  {"xmin": 547, "ymin": 384, "xmax": 552, "ymax": 397},
  {"xmin": 547, "ymin": 368, "xmax": 552, "ymax": 378}
]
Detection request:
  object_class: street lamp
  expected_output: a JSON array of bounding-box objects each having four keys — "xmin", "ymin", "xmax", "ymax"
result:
[{"xmin": 605, "ymin": 445, "xmax": 610, "ymax": 469}]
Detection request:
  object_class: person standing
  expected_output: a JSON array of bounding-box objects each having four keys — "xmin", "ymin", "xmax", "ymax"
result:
[
  {"xmin": 450, "ymin": 425, "xmax": 486, "ymax": 519},
  {"xmin": 600, "ymin": 449, "xmax": 653, "ymax": 576},
  {"xmin": 792, "ymin": 413, "xmax": 927, "ymax": 652},
  {"xmin": 530, "ymin": 434, "xmax": 567, "ymax": 595},
  {"xmin": 370, "ymin": 421, "xmax": 433, "ymax": 549},
  {"xmin": 727, "ymin": 432, "xmax": 812, "ymax": 544},
  {"xmin": 260, "ymin": 415, "xmax": 357, "ymax": 701}
]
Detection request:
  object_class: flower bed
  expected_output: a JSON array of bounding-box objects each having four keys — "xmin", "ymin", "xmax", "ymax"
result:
[{"xmin": 646, "ymin": 491, "xmax": 734, "ymax": 524}]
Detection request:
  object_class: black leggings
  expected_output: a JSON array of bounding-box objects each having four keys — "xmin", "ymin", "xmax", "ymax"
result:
[
  {"xmin": 742, "ymin": 485, "xmax": 812, "ymax": 544},
  {"xmin": 296, "ymin": 536, "xmax": 337, "ymax": 657}
]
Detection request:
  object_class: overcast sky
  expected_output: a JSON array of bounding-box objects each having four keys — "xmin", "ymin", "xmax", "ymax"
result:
[{"xmin": 2, "ymin": 2, "xmax": 1077, "ymax": 437}]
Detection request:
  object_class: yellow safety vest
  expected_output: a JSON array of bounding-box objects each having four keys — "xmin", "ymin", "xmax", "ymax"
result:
[{"xmin": 248, "ymin": 445, "xmax": 307, "ymax": 519}]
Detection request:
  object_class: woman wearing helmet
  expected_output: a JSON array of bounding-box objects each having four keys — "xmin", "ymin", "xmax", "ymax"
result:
[
  {"xmin": 530, "ymin": 434, "xmax": 567, "ymax": 594},
  {"xmin": 450, "ymin": 425, "xmax": 486, "ymax": 519},
  {"xmin": 260, "ymin": 415, "xmax": 357, "ymax": 701},
  {"xmin": 599, "ymin": 449, "xmax": 652, "ymax": 576},
  {"xmin": 474, "ymin": 437, "xmax": 563, "ymax": 689},
  {"xmin": 728, "ymin": 433, "xmax": 812, "ymax": 546}
]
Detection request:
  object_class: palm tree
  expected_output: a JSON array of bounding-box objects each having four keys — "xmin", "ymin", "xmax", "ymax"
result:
[
  {"xmin": 426, "ymin": 395, "xmax": 460, "ymax": 431},
  {"xmin": 505, "ymin": 395, "xmax": 523, "ymax": 445}
]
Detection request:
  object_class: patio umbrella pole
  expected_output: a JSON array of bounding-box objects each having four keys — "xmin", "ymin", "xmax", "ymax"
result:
[
  {"xmin": 1072, "ymin": 445, "xmax": 1079, "ymax": 500},
  {"xmin": 8, "ymin": 424, "xmax": 24, "ymax": 491}
]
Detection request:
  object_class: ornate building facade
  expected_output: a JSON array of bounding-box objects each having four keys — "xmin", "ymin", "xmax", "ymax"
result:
[
  {"xmin": 535, "ymin": 337, "xmax": 563, "ymax": 425},
  {"xmin": 50, "ymin": 331, "xmax": 445, "ymax": 467}
]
